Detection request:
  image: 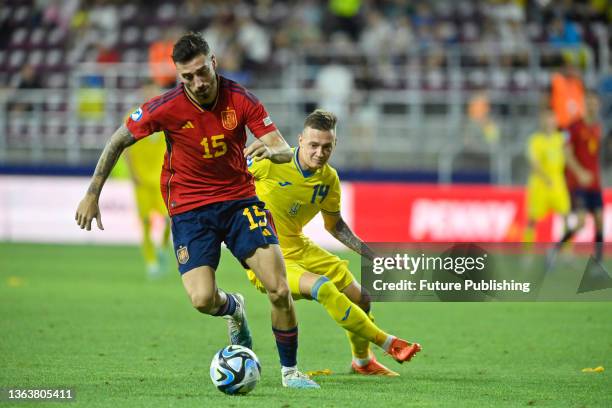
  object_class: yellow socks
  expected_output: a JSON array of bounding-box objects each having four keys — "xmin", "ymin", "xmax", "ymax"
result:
[{"xmin": 312, "ymin": 277, "xmax": 390, "ymax": 357}]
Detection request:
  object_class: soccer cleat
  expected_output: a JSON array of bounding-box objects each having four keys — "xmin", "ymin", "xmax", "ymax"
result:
[
  {"xmin": 282, "ymin": 369, "xmax": 321, "ymax": 389},
  {"xmin": 351, "ymin": 354, "xmax": 399, "ymax": 376},
  {"xmin": 387, "ymin": 338, "xmax": 421, "ymax": 364},
  {"xmin": 223, "ymin": 293, "xmax": 253, "ymax": 350}
]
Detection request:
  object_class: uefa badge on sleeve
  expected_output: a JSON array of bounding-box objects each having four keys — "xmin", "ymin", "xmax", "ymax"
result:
[
  {"xmin": 177, "ymin": 246, "xmax": 189, "ymax": 264},
  {"xmin": 130, "ymin": 107, "xmax": 143, "ymax": 121}
]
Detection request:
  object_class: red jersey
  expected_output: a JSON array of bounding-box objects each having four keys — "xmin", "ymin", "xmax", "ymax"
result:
[
  {"xmin": 125, "ymin": 76, "xmax": 277, "ymax": 216},
  {"xmin": 564, "ymin": 118, "xmax": 602, "ymax": 191}
]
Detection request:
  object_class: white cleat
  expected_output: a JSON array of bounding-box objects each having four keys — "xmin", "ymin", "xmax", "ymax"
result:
[{"xmin": 281, "ymin": 369, "xmax": 321, "ymax": 389}]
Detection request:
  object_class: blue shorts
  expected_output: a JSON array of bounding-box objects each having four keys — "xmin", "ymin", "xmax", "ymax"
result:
[
  {"xmin": 171, "ymin": 197, "xmax": 279, "ymax": 274},
  {"xmin": 570, "ymin": 189, "xmax": 603, "ymax": 212}
]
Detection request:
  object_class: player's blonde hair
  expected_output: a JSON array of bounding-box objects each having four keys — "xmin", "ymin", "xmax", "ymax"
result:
[{"xmin": 304, "ymin": 109, "xmax": 337, "ymax": 132}]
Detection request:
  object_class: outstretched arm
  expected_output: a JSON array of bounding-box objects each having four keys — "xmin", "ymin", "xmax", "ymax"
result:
[
  {"xmin": 75, "ymin": 125, "xmax": 136, "ymax": 230},
  {"xmin": 323, "ymin": 212, "xmax": 376, "ymax": 260},
  {"xmin": 243, "ymin": 130, "xmax": 292, "ymax": 164}
]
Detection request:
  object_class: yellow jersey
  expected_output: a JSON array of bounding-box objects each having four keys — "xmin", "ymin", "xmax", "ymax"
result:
[
  {"xmin": 249, "ymin": 148, "xmax": 341, "ymax": 251},
  {"xmin": 527, "ymin": 131, "xmax": 566, "ymax": 189},
  {"xmin": 124, "ymin": 131, "xmax": 166, "ymax": 188}
]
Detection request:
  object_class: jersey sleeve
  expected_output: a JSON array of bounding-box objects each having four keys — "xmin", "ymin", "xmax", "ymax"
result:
[
  {"xmin": 247, "ymin": 155, "xmax": 272, "ymax": 180},
  {"xmin": 321, "ymin": 171, "xmax": 341, "ymax": 214},
  {"xmin": 242, "ymin": 91, "xmax": 278, "ymax": 138},
  {"xmin": 125, "ymin": 100, "xmax": 163, "ymax": 141}
]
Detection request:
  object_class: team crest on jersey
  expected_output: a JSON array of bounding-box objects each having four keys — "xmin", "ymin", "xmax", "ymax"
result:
[
  {"xmin": 130, "ymin": 107, "xmax": 143, "ymax": 121},
  {"xmin": 288, "ymin": 202, "xmax": 302, "ymax": 217},
  {"xmin": 177, "ymin": 245, "xmax": 189, "ymax": 264},
  {"xmin": 221, "ymin": 108, "xmax": 237, "ymax": 130}
]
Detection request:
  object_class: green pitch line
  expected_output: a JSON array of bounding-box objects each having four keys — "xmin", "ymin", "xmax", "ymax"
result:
[{"xmin": 0, "ymin": 243, "xmax": 610, "ymax": 407}]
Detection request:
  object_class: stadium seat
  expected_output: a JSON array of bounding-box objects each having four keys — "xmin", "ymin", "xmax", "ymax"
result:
[
  {"xmin": 10, "ymin": 27, "xmax": 28, "ymax": 46},
  {"xmin": 29, "ymin": 27, "xmax": 45, "ymax": 47},
  {"xmin": 27, "ymin": 49, "xmax": 43, "ymax": 66},
  {"xmin": 121, "ymin": 27, "xmax": 141, "ymax": 46},
  {"xmin": 9, "ymin": 50, "xmax": 25, "ymax": 69}
]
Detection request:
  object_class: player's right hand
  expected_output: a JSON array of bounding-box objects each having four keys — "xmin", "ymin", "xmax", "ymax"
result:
[{"xmin": 75, "ymin": 195, "xmax": 104, "ymax": 231}]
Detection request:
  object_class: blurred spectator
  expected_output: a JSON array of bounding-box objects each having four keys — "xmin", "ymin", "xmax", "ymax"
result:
[
  {"xmin": 8, "ymin": 64, "xmax": 43, "ymax": 113},
  {"xmin": 548, "ymin": 16, "xmax": 581, "ymax": 48},
  {"xmin": 95, "ymin": 42, "xmax": 120, "ymax": 64},
  {"xmin": 484, "ymin": 0, "xmax": 525, "ymax": 25},
  {"xmin": 325, "ymin": 0, "xmax": 363, "ymax": 41},
  {"xmin": 548, "ymin": 16, "xmax": 589, "ymax": 67},
  {"xmin": 272, "ymin": 14, "xmax": 322, "ymax": 67},
  {"xmin": 391, "ymin": 15, "xmax": 414, "ymax": 56},
  {"xmin": 359, "ymin": 9, "xmax": 394, "ymax": 57},
  {"xmin": 235, "ymin": 14, "xmax": 271, "ymax": 69},
  {"xmin": 12, "ymin": 64, "xmax": 43, "ymax": 90},
  {"xmin": 148, "ymin": 27, "xmax": 181, "ymax": 89},
  {"xmin": 464, "ymin": 89, "xmax": 500, "ymax": 148},
  {"xmin": 218, "ymin": 44, "xmax": 251, "ymax": 85},
  {"xmin": 253, "ymin": 0, "xmax": 292, "ymax": 27},
  {"xmin": 88, "ymin": 0, "xmax": 119, "ymax": 46},
  {"xmin": 41, "ymin": 0, "xmax": 79, "ymax": 33},
  {"xmin": 411, "ymin": 2, "xmax": 435, "ymax": 29},
  {"xmin": 202, "ymin": 14, "xmax": 236, "ymax": 62},
  {"xmin": 77, "ymin": 75, "xmax": 105, "ymax": 120},
  {"xmin": 316, "ymin": 61, "xmax": 355, "ymax": 120},
  {"xmin": 291, "ymin": 0, "xmax": 323, "ymax": 27},
  {"xmin": 380, "ymin": 0, "xmax": 413, "ymax": 20}
]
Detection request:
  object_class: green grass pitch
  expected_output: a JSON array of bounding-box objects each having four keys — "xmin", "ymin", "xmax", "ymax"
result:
[{"xmin": 1, "ymin": 242, "xmax": 611, "ymax": 407}]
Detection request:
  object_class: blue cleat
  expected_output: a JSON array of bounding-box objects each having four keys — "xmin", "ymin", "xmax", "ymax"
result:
[
  {"xmin": 224, "ymin": 293, "xmax": 253, "ymax": 349},
  {"xmin": 281, "ymin": 370, "xmax": 321, "ymax": 389}
]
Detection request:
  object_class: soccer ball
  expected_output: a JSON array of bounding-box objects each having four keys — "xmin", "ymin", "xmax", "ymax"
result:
[{"xmin": 209, "ymin": 345, "xmax": 261, "ymax": 395}]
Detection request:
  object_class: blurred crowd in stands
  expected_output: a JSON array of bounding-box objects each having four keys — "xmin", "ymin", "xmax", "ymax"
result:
[{"xmin": 1, "ymin": 0, "xmax": 610, "ymax": 90}]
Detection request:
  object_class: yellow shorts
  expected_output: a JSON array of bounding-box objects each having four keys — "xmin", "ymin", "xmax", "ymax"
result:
[
  {"xmin": 526, "ymin": 183, "xmax": 570, "ymax": 221},
  {"xmin": 134, "ymin": 184, "xmax": 167, "ymax": 219},
  {"xmin": 246, "ymin": 241, "xmax": 355, "ymax": 299}
]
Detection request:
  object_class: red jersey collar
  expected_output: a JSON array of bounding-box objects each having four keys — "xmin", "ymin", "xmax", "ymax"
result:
[{"xmin": 183, "ymin": 75, "xmax": 221, "ymax": 112}]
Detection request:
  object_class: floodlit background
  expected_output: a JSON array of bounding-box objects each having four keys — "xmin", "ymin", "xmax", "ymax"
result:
[{"xmin": 1, "ymin": 2, "xmax": 611, "ymax": 407}]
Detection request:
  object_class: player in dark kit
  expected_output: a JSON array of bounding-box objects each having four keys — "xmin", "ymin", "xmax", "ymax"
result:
[
  {"xmin": 549, "ymin": 92, "xmax": 606, "ymax": 271},
  {"xmin": 75, "ymin": 33, "xmax": 319, "ymax": 388}
]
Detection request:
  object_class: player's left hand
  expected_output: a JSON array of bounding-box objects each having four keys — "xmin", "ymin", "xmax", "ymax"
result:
[{"xmin": 244, "ymin": 139, "xmax": 270, "ymax": 162}]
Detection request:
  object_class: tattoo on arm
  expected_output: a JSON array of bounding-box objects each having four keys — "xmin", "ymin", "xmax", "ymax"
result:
[
  {"xmin": 331, "ymin": 217, "xmax": 376, "ymax": 260},
  {"xmin": 86, "ymin": 125, "xmax": 136, "ymax": 197}
]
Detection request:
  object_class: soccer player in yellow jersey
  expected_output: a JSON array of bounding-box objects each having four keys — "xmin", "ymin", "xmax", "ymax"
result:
[
  {"xmin": 123, "ymin": 81, "xmax": 171, "ymax": 278},
  {"xmin": 246, "ymin": 110, "xmax": 421, "ymax": 376},
  {"xmin": 524, "ymin": 108, "xmax": 570, "ymax": 242}
]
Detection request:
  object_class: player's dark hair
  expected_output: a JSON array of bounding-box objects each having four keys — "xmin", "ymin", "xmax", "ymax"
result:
[
  {"xmin": 172, "ymin": 32, "xmax": 210, "ymax": 63},
  {"xmin": 304, "ymin": 109, "xmax": 337, "ymax": 132}
]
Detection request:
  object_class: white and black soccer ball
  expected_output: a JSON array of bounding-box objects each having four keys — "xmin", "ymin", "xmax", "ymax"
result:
[{"xmin": 209, "ymin": 345, "xmax": 261, "ymax": 395}]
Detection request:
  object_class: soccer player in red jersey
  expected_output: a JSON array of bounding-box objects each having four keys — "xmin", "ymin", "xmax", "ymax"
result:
[
  {"xmin": 75, "ymin": 33, "xmax": 319, "ymax": 389},
  {"xmin": 551, "ymin": 92, "xmax": 606, "ymax": 268}
]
